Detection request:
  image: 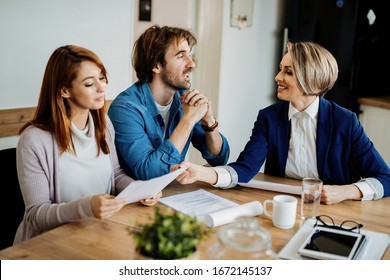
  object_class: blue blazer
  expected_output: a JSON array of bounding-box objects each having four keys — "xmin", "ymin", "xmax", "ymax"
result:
[{"xmin": 229, "ymin": 98, "xmax": 390, "ymax": 197}]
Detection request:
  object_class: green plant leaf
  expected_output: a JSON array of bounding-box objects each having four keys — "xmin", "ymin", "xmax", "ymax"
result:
[{"xmin": 128, "ymin": 206, "xmax": 210, "ymax": 259}]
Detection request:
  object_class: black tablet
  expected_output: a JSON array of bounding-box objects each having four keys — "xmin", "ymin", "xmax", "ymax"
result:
[{"xmin": 298, "ymin": 226, "xmax": 366, "ymax": 260}]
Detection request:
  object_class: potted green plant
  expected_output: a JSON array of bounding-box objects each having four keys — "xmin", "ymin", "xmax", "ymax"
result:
[{"xmin": 128, "ymin": 207, "xmax": 210, "ymax": 259}]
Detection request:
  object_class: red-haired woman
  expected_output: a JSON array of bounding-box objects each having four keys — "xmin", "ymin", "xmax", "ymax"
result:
[{"xmin": 15, "ymin": 45, "xmax": 161, "ymax": 244}]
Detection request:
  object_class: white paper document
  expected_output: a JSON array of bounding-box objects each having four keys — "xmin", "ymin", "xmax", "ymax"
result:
[
  {"xmin": 238, "ymin": 179, "xmax": 302, "ymax": 195},
  {"xmin": 116, "ymin": 168, "xmax": 186, "ymax": 204},
  {"xmin": 159, "ymin": 189, "xmax": 263, "ymax": 227}
]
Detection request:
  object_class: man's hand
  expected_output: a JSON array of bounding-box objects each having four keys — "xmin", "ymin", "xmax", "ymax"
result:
[{"xmin": 181, "ymin": 89, "xmax": 210, "ymax": 124}]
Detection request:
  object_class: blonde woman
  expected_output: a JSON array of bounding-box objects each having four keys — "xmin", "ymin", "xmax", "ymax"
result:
[{"xmin": 175, "ymin": 41, "xmax": 390, "ymax": 205}]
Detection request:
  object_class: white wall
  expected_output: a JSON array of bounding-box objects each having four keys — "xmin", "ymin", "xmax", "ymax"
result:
[{"xmin": 218, "ymin": 0, "xmax": 285, "ymax": 163}]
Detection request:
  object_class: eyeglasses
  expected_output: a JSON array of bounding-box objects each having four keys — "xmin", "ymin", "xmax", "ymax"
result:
[{"xmin": 314, "ymin": 215, "xmax": 363, "ymax": 234}]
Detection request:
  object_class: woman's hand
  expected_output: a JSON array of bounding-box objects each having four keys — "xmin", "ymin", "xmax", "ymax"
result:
[
  {"xmin": 140, "ymin": 191, "xmax": 162, "ymax": 206},
  {"xmin": 91, "ymin": 194, "xmax": 127, "ymax": 219},
  {"xmin": 172, "ymin": 162, "xmax": 218, "ymax": 185},
  {"xmin": 321, "ymin": 184, "xmax": 363, "ymax": 205}
]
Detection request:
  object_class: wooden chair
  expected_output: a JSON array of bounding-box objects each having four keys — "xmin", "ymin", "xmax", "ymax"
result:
[{"xmin": 0, "ymin": 147, "xmax": 25, "ymax": 250}]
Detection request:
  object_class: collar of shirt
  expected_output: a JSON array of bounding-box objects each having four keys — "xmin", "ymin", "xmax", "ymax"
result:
[{"xmin": 288, "ymin": 96, "xmax": 320, "ymax": 121}]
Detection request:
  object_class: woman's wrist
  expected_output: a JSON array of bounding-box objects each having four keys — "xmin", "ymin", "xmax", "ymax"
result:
[
  {"xmin": 201, "ymin": 166, "xmax": 218, "ymax": 185},
  {"xmin": 348, "ymin": 184, "xmax": 363, "ymax": 200}
]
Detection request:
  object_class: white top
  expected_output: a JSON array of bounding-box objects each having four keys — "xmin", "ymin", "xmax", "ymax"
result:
[
  {"xmin": 213, "ymin": 97, "xmax": 375, "ymax": 200},
  {"xmin": 156, "ymin": 101, "xmax": 172, "ymax": 139},
  {"xmin": 59, "ymin": 113, "xmax": 112, "ymax": 202}
]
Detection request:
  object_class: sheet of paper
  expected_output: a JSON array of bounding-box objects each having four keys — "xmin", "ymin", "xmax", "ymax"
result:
[
  {"xmin": 116, "ymin": 167, "xmax": 186, "ymax": 204},
  {"xmin": 238, "ymin": 179, "xmax": 302, "ymax": 195},
  {"xmin": 159, "ymin": 189, "xmax": 263, "ymax": 227},
  {"xmin": 160, "ymin": 189, "xmax": 238, "ymax": 217}
]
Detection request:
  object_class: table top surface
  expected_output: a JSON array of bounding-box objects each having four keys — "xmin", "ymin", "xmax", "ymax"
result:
[{"xmin": 1, "ymin": 173, "xmax": 389, "ymax": 260}]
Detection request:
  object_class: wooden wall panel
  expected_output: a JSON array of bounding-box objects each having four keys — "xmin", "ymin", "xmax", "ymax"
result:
[
  {"xmin": 0, "ymin": 100, "xmax": 112, "ymax": 137},
  {"xmin": 0, "ymin": 107, "xmax": 35, "ymax": 137}
]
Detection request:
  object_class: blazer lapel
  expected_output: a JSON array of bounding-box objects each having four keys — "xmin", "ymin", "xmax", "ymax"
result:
[
  {"xmin": 277, "ymin": 102, "xmax": 290, "ymax": 175},
  {"xmin": 316, "ymin": 98, "xmax": 333, "ymax": 179}
]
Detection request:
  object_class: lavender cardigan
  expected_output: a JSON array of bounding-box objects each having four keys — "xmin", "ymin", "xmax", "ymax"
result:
[{"xmin": 14, "ymin": 116, "xmax": 134, "ymax": 244}]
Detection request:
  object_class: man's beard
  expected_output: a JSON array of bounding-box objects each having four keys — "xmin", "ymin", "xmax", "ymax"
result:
[{"xmin": 161, "ymin": 67, "xmax": 191, "ymax": 91}]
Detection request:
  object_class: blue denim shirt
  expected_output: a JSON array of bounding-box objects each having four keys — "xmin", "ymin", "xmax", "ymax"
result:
[{"xmin": 108, "ymin": 82, "xmax": 230, "ymax": 180}]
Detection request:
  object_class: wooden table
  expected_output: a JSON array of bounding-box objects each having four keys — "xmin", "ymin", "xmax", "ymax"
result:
[{"xmin": 1, "ymin": 173, "xmax": 389, "ymax": 260}]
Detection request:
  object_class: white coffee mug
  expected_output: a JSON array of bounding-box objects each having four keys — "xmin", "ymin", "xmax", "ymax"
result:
[{"xmin": 263, "ymin": 195, "xmax": 298, "ymax": 229}]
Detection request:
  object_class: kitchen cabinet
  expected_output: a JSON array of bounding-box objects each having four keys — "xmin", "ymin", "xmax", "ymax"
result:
[{"xmin": 358, "ymin": 97, "xmax": 390, "ymax": 165}]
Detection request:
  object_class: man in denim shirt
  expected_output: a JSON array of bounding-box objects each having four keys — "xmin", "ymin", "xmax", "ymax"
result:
[{"xmin": 108, "ymin": 25, "xmax": 230, "ymax": 180}]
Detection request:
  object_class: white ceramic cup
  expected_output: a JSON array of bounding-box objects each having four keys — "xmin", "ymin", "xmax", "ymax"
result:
[{"xmin": 263, "ymin": 195, "xmax": 297, "ymax": 229}]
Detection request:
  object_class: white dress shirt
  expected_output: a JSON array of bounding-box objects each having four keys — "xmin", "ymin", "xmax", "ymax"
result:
[{"xmin": 285, "ymin": 97, "xmax": 319, "ymax": 179}]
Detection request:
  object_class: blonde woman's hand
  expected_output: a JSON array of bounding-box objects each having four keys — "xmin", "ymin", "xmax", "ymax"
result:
[
  {"xmin": 321, "ymin": 184, "xmax": 363, "ymax": 205},
  {"xmin": 140, "ymin": 191, "xmax": 162, "ymax": 206},
  {"xmin": 173, "ymin": 162, "xmax": 218, "ymax": 185}
]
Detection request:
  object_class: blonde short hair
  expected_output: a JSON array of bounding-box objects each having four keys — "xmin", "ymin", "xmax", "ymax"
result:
[{"xmin": 287, "ymin": 41, "xmax": 339, "ymax": 97}]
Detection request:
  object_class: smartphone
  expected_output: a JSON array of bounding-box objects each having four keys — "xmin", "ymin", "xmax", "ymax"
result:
[{"xmin": 298, "ymin": 226, "xmax": 366, "ymax": 260}]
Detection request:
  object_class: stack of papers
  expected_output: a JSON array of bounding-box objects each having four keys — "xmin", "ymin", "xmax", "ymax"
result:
[{"xmin": 159, "ymin": 189, "xmax": 263, "ymax": 227}]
